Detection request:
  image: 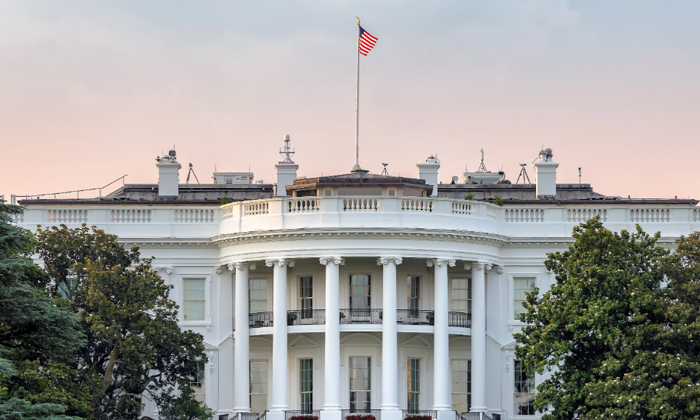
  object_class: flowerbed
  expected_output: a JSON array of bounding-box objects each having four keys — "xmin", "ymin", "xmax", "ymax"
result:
[
  {"xmin": 289, "ymin": 416, "xmax": 319, "ymax": 420},
  {"xmin": 345, "ymin": 415, "xmax": 375, "ymax": 420}
]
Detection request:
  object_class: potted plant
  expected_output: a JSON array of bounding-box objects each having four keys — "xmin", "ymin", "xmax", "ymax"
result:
[
  {"xmin": 340, "ymin": 312, "xmax": 346, "ymax": 321},
  {"xmin": 379, "ymin": 311, "xmax": 383, "ymax": 320},
  {"xmin": 426, "ymin": 311, "xmax": 434, "ymax": 325},
  {"xmin": 287, "ymin": 312, "xmax": 298, "ymax": 325}
]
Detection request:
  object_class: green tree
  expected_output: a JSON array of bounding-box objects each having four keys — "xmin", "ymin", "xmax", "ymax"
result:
[
  {"xmin": 0, "ymin": 203, "xmax": 87, "ymax": 418},
  {"xmin": 36, "ymin": 225, "xmax": 213, "ymax": 420},
  {"xmin": 515, "ymin": 218, "xmax": 700, "ymax": 419}
]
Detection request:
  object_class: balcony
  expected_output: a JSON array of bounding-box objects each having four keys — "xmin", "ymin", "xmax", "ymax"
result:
[
  {"xmin": 341, "ymin": 409, "xmax": 381, "ymax": 420},
  {"xmin": 247, "ymin": 310, "xmax": 471, "ymax": 329}
]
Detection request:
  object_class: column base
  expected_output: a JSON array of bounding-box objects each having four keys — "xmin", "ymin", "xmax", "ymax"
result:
[
  {"xmin": 267, "ymin": 411, "xmax": 286, "ymax": 420},
  {"xmin": 436, "ymin": 411, "xmax": 456, "ymax": 420},
  {"xmin": 320, "ymin": 409, "xmax": 342, "ymax": 420},
  {"xmin": 381, "ymin": 409, "xmax": 403, "ymax": 420}
]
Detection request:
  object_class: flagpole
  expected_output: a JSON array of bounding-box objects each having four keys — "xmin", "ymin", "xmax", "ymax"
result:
[{"xmin": 353, "ymin": 17, "xmax": 361, "ymax": 171}]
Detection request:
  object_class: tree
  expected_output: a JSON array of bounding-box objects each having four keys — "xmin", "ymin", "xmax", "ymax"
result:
[
  {"xmin": 0, "ymin": 203, "xmax": 87, "ymax": 418},
  {"xmin": 514, "ymin": 218, "xmax": 700, "ymax": 419},
  {"xmin": 35, "ymin": 225, "xmax": 213, "ymax": 420}
]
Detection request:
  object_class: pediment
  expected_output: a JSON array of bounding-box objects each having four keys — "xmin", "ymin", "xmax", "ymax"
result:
[
  {"xmin": 290, "ymin": 335, "xmax": 319, "ymax": 349},
  {"xmin": 402, "ymin": 335, "xmax": 431, "ymax": 348}
]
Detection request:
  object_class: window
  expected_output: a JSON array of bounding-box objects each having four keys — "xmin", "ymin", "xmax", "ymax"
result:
[
  {"xmin": 514, "ymin": 278, "xmax": 535, "ymax": 321},
  {"xmin": 300, "ymin": 276, "xmax": 313, "ymax": 319},
  {"xmin": 407, "ymin": 358, "xmax": 420, "ymax": 411},
  {"xmin": 183, "ymin": 278, "xmax": 206, "ymax": 321},
  {"xmin": 324, "ymin": 189, "xmax": 332, "ymax": 196},
  {"xmin": 451, "ymin": 278, "xmax": 471, "ymax": 314},
  {"xmin": 250, "ymin": 360, "xmax": 268, "ymax": 414},
  {"xmin": 191, "ymin": 361, "xmax": 205, "ymax": 403},
  {"xmin": 388, "ymin": 189, "xmax": 396, "ymax": 196},
  {"xmin": 408, "ymin": 276, "xmax": 421, "ymax": 316},
  {"xmin": 300, "ymin": 358, "xmax": 313, "ymax": 412},
  {"xmin": 349, "ymin": 357, "xmax": 371, "ymax": 412},
  {"xmin": 225, "ymin": 177, "xmax": 233, "ymax": 184},
  {"xmin": 350, "ymin": 275, "xmax": 371, "ymax": 309},
  {"xmin": 451, "ymin": 359, "xmax": 471, "ymax": 413},
  {"xmin": 249, "ymin": 279, "xmax": 267, "ymax": 314},
  {"xmin": 514, "ymin": 360, "xmax": 535, "ymax": 415}
]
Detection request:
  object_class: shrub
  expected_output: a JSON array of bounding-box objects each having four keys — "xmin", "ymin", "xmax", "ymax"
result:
[
  {"xmin": 465, "ymin": 193, "xmax": 473, "ymax": 200},
  {"xmin": 345, "ymin": 415, "xmax": 375, "ymax": 420},
  {"xmin": 290, "ymin": 416, "xmax": 319, "ymax": 420},
  {"xmin": 219, "ymin": 196, "xmax": 231, "ymax": 205},
  {"xmin": 493, "ymin": 195, "xmax": 503, "ymax": 206},
  {"xmin": 406, "ymin": 416, "xmax": 434, "ymax": 420}
]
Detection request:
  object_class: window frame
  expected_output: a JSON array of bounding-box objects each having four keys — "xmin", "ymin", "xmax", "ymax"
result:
[
  {"xmin": 449, "ymin": 276, "xmax": 471, "ymax": 314},
  {"xmin": 249, "ymin": 278, "xmax": 269, "ymax": 314},
  {"xmin": 299, "ymin": 358, "xmax": 314, "ymax": 412},
  {"xmin": 507, "ymin": 272, "xmax": 541, "ymax": 326},
  {"xmin": 299, "ymin": 276, "xmax": 314, "ymax": 319},
  {"xmin": 513, "ymin": 359, "xmax": 536, "ymax": 417},
  {"xmin": 179, "ymin": 275, "xmax": 211, "ymax": 326},
  {"xmin": 348, "ymin": 356, "xmax": 372, "ymax": 412},
  {"xmin": 451, "ymin": 358, "xmax": 471, "ymax": 414},
  {"xmin": 250, "ymin": 359, "xmax": 269, "ymax": 414},
  {"xmin": 407, "ymin": 358, "xmax": 421, "ymax": 411},
  {"xmin": 349, "ymin": 274, "xmax": 372, "ymax": 310}
]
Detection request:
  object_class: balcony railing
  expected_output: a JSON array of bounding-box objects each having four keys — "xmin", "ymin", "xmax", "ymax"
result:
[
  {"xmin": 249, "ymin": 311, "xmax": 274, "ymax": 328},
  {"xmin": 285, "ymin": 410, "xmax": 320, "ymax": 420},
  {"xmin": 248, "ymin": 309, "xmax": 472, "ymax": 328},
  {"xmin": 340, "ymin": 308, "xmax": 383, "ymax": 324},
  {"xmin": 341, "ymin": 408, "xmax": 381, "ymax": 420},
  {"xmin": 287, "ymin": 309, "xmax": 326, "ymax": 326},
  {"xmin": 402, "ymin": 410, "xmax": 437, "ymax": 420},
  {"xmin": 448, "ymin": 311, "xmax": 471, "ymax": 328},
  {"xmin": 396, "ymin": 309, "xmax": 434, "ymax": 325}
]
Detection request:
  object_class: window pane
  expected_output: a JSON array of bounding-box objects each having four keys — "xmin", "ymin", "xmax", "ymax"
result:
[
  {"xmin": 451, "ymin": 278, "xmax": 471, "ymax": 315},
  {"xmin": 452, "ymin": 359, "xmax": 471, "ymax": 413},
  {"xmin": 514, "ymin": 360, "xmax": 535, "ymax": 415},
  {"xmin": 349, "ymin": 357, "xmax": 371, "ymax": 412},
  {"xmin": 250, "ymin": 360, "xmax": 268, "ymax": 414},
  {"xmin": 249, "ymin": 279, "xmax": 267, "ymax": 314},
  {"xmin": 183, "ymin": 279, "xmax": 205, "ymax": 321},
  {"xmin": 300, "ymin": 358, "xmax": 313, "ymax": 411}
]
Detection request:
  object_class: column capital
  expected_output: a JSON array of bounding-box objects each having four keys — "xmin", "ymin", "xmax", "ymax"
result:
[
  {"xmin": 377, "ymin": 256, "xmax": 403, "ymax": 266},
  {"xmin": 230, "ymin": 262, "xmax": 257, "ymax": 271},
  {"xmin": 319, "ymin": 257, "xmax": 345, "ymax": 266},
  {"xmin": 215, "ymin": 265, "xmax": 225, "ymax": 274},
  {"xmin": 265, "ymin": 258, "xmax": 294, "ymax": 268},
  {"xmin": 474, "ymin": 262, "xmax": 485, "ymax": 270},
  {"xmin": 426, "ymin": 258, "xmax": 455, "ymax": 268}
]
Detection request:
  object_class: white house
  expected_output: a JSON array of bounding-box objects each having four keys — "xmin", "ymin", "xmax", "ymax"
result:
[{"xmin": 12, "ymin": 138, "xmax": 700, "ymax": 420}]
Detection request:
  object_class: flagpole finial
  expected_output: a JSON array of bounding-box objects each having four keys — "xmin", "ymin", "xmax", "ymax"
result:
[{"xmin": 356, "ymin": 16, "xmax": 361, "ymax": 24}]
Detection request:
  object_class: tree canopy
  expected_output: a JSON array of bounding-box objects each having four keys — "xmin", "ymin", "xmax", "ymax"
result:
[
  {"xmin": 35, "ymin": 225, "xmax": 212, "ymax": 420},
  {"xmin": 515, "ymin": 218, "xmax": 700, "ymax": 420}
]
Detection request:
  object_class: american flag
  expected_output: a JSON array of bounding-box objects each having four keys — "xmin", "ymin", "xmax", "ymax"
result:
[{"xmin": 358, "ymin": 26, "xmax": 378, "ymax": 56}]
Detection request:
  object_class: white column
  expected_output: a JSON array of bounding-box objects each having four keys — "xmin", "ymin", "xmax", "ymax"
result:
[
  {"xmin": 267, "ymin": 258, "xmax": 294, "ymax": 415},
  {"xmin": 430, "ymin": 258, "xmax": 455, "ymax": 412},
  {"xmin": 217, "ymin": 266, "xmax": 233, "ymax": 415},
  {"xmin": 233, "ymin": 262, "xmax": 255, "ymax": 412},
  {"xmin": 320, "ymin": 257, "xmax": 344, "ymax": 420},
  {"xmin": 470, "ymin": 262, "xmax": 487, "ymax": 413},
  {"xmin": 378, "ymin": 257, "xmax": 402, "ymax": 420}
]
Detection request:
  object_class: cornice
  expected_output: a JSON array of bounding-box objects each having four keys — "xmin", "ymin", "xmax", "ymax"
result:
[
  {"xmin": 211, "ymin": 227, "xmax": 508, "ymax": 248},
  {"xmin": 119, "ymin": 239, "xmax": 216, "ymax": 248}
]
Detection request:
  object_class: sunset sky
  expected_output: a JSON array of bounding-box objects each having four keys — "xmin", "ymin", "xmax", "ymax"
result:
[{"xmin": 1, "ymin": 1, "xmax": 699, "ymax": 200}]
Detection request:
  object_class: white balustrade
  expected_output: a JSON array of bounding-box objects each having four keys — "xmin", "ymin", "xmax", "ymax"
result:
[
  {"xmin": 568, "ymin": 208, "xmax": 607, "ymax": 223},
  {"xmin": 221, "ymin": 206, "xmax": 234, "ymax": 220},
  {"xmin": 174, "ymin": 209, "xmax": 215, "ymax": 223},
  {"xmin": 287, "ymin": 198, "xmax": 320, "ymax": 213},
  {"xmin": 243, "ymin": 202, "xmax": 269, "ymax": 216},
  {"xmin": 505, "ymin": 208, "xmax": 545, "ymax": 222},
  {"xmin": 630, "ymin": 208, "xmax": 670, "ymax": 222},
  {"xmin": 111, "ymin": 209, "xmax": 151, "ymax": 223},
  {"xmin": 695, "ymin": 209, "xmax": 699, "ymax": 222},
  {"xmin": 343, "ymin": 198, "xmax": 379, "ymax": 211},
  {"xmin": 451, "ymin": 202, "xmax": 473, "ymax": 215},
  {"xmin": 401, "ymin": 198, "xmax": 433, "ymax": 212},
  {"xmin": 47, "ymin": 209, "xmax": 88, "ymax": 223}
]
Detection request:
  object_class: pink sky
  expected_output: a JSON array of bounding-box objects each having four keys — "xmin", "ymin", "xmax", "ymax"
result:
[{"xmin": 1, "ymin": 1, "xmax": 699, "ymax": 200}]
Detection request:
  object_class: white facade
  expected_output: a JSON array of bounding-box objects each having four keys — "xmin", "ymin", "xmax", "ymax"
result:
[{"xmin": 13, "ymin": 156, "xmax": 700, "ymax": 420}]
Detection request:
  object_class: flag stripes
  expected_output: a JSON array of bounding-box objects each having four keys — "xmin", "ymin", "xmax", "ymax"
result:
[{"xmin": 358, "ymin": 26, "xmax": 378, "ymax": 56}]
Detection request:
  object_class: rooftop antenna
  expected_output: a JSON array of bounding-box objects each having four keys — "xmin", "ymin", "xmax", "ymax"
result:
[
  {"xmin": 381, "ymin": 163, "xmax": 389, "ymax": 176},
  {"xmin": 578, "ymin": 167, "xmax": 582, "ymax": 184},
  {"xmin": 279, "ymin": 134, "xmax": 295, "ymax": 164},
  {"xmin": 516, "ymin": 164, "xmax": 531, "ymax": 184},
  {"xmin": 477, "ymin": 148, "xmax": 488, "ymax": 172},
  {"xmin": 186, "ymin": 163, "xmax": 200, "ymax": 184}
]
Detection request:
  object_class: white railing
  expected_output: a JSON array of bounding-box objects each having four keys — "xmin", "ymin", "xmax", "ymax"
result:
[
  {"xmin": 244, "ymin": 202, "xmax": 269, "ymax": 217},
  {"xmin": 222, "ymin": 206, "xmax": 234, "ymax": 220},
  {"xmin": 47, "ymin": 209, "xmax": 88, "ymax": 223},
  {"xmin": 630, "ymin": 208, "xmax": 670, "ymax": 222},
  {"xmin": 402, "ymin": 198, "xmax": 433, "ymax": 212},
  {"xmin": 111, "ymin": 209, "xmax": 151, "ymax": 223},
  {"xmin": 452, "ymin": 202, "xmax": 473, "ymax": 215},
  {"xmin": 505, "ymin": 208, "xmax": 545, "ymax": 222},
  {"xmin": 695, "ymin": 209, "xmax": 699, "ymax": 222},
  {"xmin": 287, "ymin": 198, "xmax": 320, "ymax": 213},
  {"xmin": 568, "ymin": 208, "xmax": 607, "ymax": 222},
  {"xmin": 343, "ymin": 198, "xmax": 379, "ymax": 211},
  {"xmin": 174, "ymin": 209, "xmax": 215, "ymax": 223}
]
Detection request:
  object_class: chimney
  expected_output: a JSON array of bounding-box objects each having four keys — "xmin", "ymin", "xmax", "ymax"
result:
[
  {"xmin": 534, "ymin": 148, "xmax": 558, "ymax": 199},
  {"xmin": 275, "ymin": 134, "xmax": 299, "ymax": 197},
  {"xmin": 416, "ymin": 155, "xmax": 440, "ymax": 197},
  {"xmin": 156, "ymin": 150, "xmax": 181, "ymax": 197}
]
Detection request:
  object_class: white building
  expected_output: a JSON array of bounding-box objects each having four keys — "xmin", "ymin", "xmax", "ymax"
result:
[{"xmin": 12, "ymin": 140, "xmax": 700, "ymax": 420}]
